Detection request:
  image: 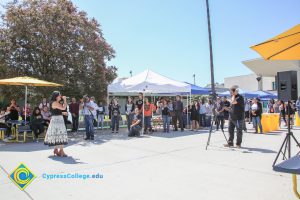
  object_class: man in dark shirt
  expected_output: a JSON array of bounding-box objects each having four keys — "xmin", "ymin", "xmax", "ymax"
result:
[
  {"xmin": 215, "ymin": 97, "xmax": 225, "ymax": 131},
  {"xmin": 225, "ymin": 87, "xmax": 245, "ymax": 148},
  {"xmin": 128, "ymin": 108, "xmax": 143, "ymax": 137},
  {"xmin": 136, "ymin": 93, "xmax": 144, "ymax": 110},
  {"xmin": 223, "ymin": 96, "xmax": 230, "ymax": 120},
  {"xmin": 69, "ymin": 97, "xmax": 79, "ymax": 132},
  {"xmin": 173, "ymin": 95, "xmax": 184, "ymax": 131}
]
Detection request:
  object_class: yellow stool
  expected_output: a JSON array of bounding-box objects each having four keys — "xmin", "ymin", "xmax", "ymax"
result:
[{"xmin": 0, "ymin": 128, "xmax": 6, "ymax": 140}]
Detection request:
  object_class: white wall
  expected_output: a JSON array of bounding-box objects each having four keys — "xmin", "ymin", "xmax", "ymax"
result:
[{"xmin": 224, "ymin": 74, "xmax": 275, "ymax": 91}]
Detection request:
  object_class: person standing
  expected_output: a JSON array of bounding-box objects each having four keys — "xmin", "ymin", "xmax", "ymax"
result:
[
  {"xmin": 251, "ymin": 98, "xmax": 263, "ymax": 134},
  {"xmin": 97, "ymin": 101, "xmax": 105, "ymax": 130},
  {"xmin": 268, "ymin": 99, "xmax": 275, "ymax": 113},
  {"xmin": 199, "ymin": 100, "xmax": 207, "ymax": 128},
  {"xmin": 279, "ymin": 100, "xmax": 287, "ymax": 127},
  {"xmin": 39, "ymin": 98, "xmax": 50, "ymax": 110},
  {"xmin": 190, "ymin": 100, "xmax": 199, "ymax": 131},
  {"xmin": 125, "ymin": 97, "xmax": 135, "ymax": 132},
  {"xmin": 224, "ymin": 87, "xmax": 245, "ymax": 148},
  {"xmin": 30, "ymin": 107, "xmax": 44, "ymax": 142},
  {"xmin": 82, "ymin": 96, "xmax": 96, "ymax": 140},
  {"xmin": 161, "ymin": 99, "xmax": 171, "ymax": 133},
  {"xmin": 136, "ymin": 93, "xmax": 144, "ymax": 111},
  {"xmin": 69, "ymin": 97, "xmax": 79, "ymax": 132},
  {"xmin": 223, "ymin": 96, "xmax": 230, "ymax": 121},
  {"xmin": 110, "ymin": 98, "xmax": 120, "ymax": 133},
  {"xmin": 44, "ymin": 91, "xmax": 68, "ymax": 157},
  {"xmin": 296, "ymin": 97, "xmax": 300, "ymax": 118},
  {"xmin": 206, "ymin": 100, "xmax": 214, "ymax": 127},
  {"xmin": 143, "ymin": 98, "xmax": 155, "ymax": 134},
  {"xmin": 244, "ymin": 99, "xmax": 250, "ymax": 122},
  {"xmin": 215, "ymin": 97, "xmax": 225, "ymax": 131},
  {"xmin": 173, "ymin": 95, "xmax": 184, "ymax": 131}
]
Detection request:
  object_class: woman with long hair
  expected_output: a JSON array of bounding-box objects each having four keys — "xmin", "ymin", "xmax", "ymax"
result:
[
  {"xmin": 190, "ymin": 100, "xmax": 199, "ymax": 131},
  {"xmin": 125, "ymin": 97, "xmax": 135, "ymax": 132},
  {"xmin": 30, "ymin": 107, "xmax": 44, "ymax": 142},
  {"xmin": 44, "ymin": 91, "xmax": 68, "ymax": 157},
  {"xmin": 279, "ymin": 100, "xmax": 287, "ymax": 127}
]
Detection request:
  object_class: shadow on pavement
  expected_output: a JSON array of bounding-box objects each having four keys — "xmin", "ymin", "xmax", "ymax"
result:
[
  {"xmin": 48, "ymin": 155, "xmax": 86, "ymax": 164},
  {"xmin": 150, "ymin": 129, "xmax": 209, "ymax": 138},
  {"xmin": 240, "ymin": 146, "xmax": 277, "ymax": 154}
]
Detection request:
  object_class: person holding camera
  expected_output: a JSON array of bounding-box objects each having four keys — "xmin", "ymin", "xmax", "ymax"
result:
[
  {"xmin": 224, "ymin": 87, "xmax": 245, "ymax": 148},
  {"xmin": 82, "ymin": 95, "xmax": 96, "ymax": 140}
]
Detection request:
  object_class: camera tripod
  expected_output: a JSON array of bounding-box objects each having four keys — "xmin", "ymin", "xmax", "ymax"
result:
[
  {"xmin": 206, "ymin": 114, "xmax": 228, "ymax": 150},
  {"xmin": 273, "ymin": 101, "xmax": 300, "ymax": 166}
]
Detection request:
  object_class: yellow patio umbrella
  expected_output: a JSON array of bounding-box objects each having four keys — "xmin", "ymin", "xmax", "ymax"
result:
[
  {"xmin": 251, "ymin": 24, "xmax": 300, "ymax": 60},
  {"xmin": 0, "ymin": 76, "xmax": 63, "ymax": 122}
]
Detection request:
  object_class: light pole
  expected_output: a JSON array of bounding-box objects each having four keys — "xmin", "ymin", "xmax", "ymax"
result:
[
  {"xmin": 193, "ymin": 74, "xmax": 196, "ymax": 85},
  {"xmin": 206, "ymin": 0, "xmax": 216, "ymax": 99}
]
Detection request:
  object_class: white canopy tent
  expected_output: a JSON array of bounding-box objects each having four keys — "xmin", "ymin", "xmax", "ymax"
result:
[
  {"xmin": 107, "ymin": 69, "xmax": 192, "ymax": 134},
  {"xmin": 108, "ymin": 69, "xmax": 191, "ymax": 94}
]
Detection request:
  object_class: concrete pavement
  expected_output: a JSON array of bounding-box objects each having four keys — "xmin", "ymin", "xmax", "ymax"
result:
[{"xmin": 0, "ymin": 125, "xmax": 299, "ymax": 200}]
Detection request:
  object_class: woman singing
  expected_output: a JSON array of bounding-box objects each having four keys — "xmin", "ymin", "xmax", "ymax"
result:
[{"xmin": 44, "ymin": 91, "xmax": 68, "ymax": 157}]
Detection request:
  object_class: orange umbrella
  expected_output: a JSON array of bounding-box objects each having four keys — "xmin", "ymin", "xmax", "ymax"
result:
[{"xmin": 251, "ymin": 24, "xmax": 300, "ymax": 60}]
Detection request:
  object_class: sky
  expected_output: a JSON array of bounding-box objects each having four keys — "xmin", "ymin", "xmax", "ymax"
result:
[{"xmin": 2, "ymin": 0, "xmax": 300, "ymax": 86}]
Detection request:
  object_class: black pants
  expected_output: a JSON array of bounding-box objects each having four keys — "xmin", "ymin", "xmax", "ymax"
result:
[
  {"xmin": 128, "ymin": 125, "xmax": 141, "ymax": 137},
  {"xmin": 228, "ymin": 119, "xmax": 244, "ymax": 146},
  {"xmin": 216, "ymin": 115, "xmax": 224, "ymax": 130},
  {"xmin": 72, "ymin": 114, "xmax": 79, "ymax": 131},
  {"xmin": 32, "ymin": 123, "xmax": 44, "ymax": 138},
  {"xmin": 174, "ymin": 111, "xmax": 184, "ymax": 131}
]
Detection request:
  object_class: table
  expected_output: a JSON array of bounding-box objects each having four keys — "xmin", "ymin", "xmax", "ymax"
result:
[{"xmin": 260, "ymin": 113, "xmax": 280, "ymax": 133}]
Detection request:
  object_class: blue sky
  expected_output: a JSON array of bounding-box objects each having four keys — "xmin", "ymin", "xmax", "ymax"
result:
[{"xmin": 3, "ymin": 0, "xmax": 300, "ymax": 86}]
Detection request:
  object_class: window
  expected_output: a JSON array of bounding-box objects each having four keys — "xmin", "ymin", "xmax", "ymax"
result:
[{"xmin": 272, "ymin": 81, "xmax": 277, "ymax": 90}]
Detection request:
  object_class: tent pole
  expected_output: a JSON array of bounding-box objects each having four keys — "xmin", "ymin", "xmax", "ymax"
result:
[
  {"xmin": 25, "ymin": 85, "xmax": 27, "ymax": 123},
  {"xmin": 142, "ymin": 92, "xmax": 145, "ymax": 136},
  {"xmin": 186, "ymin": 93, "xmax": 189, "ymax": 129}
]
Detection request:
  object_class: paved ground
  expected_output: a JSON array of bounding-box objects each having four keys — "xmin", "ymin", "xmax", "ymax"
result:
[{"xmin": 0, "ymin": 124, "xmax": 299, "ymax": 200}]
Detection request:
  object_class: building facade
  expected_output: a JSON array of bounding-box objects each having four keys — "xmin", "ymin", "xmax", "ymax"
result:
[{"xmin": 224, "ymin": 74, "xmax": 275, "ymax": 91}]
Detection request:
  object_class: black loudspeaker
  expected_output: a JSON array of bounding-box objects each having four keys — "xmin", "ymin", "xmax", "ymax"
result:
[{"xmin": 277, "ymin": 71, "xmax": 298, "ymax": 101}]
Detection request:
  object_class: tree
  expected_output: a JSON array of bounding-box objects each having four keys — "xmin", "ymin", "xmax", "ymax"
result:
[{"xmin": 0, "ymin": 0, "xmax": 117, "ymax": 103}]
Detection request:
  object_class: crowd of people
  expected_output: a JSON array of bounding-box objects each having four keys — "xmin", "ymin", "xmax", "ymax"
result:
[{"xmin": 1, "ymin": 87, "xmax": 300, "ymax": 153}]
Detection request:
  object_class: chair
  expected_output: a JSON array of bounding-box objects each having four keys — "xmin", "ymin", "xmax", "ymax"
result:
[{"xmin": 0, "ymin": 128, "xmax": 6, "ymax": 140}]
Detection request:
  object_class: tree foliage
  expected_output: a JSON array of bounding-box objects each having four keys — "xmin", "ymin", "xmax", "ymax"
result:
[{"xmin": 0, "ymin": 0, "xmax": 117, "ymax": 103}]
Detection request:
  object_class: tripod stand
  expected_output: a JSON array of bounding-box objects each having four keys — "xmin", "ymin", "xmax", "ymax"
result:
[
  {"xmin": 206, "ymin": 114, "xmax": 228, "ymax": 150},
  {"xmin": 273, "ymin": 101, "xmax": 300, "ymax": 166}
]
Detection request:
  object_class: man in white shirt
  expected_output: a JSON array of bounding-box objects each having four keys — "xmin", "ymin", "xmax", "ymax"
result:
[{"xmin": 83, "ymin": 96, "xmax": 97, "ymax": 140}]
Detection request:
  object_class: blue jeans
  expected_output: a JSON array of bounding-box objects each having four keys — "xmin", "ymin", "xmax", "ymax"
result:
[
  {"xmin": 111, "ymin": 115, "xmax": 119, "ymax": 131},
  {"xmin": 199, "ymin": 114, "xmax": 206, "ymax": 127},
  {"xmin": 97, "ymin": 114, "xmax": 104, "ymax": 129},
  {"xmin": 252, "ymin": 116, "xmax": 263, "ymax": 133},
  {"xmin": 84, "ymin": 115, "xmax": 95, "ymax": 138},
  {"xmin": 126, "ymin": 114, "xmax": 133, "ymax": 131},
  {"xmin": 144, "ymin": 116, "xmax": 152, "ymax": 130},
  {"xmin": 162, "ymin": 115, "xmax": 171, "ymax": 132}
]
